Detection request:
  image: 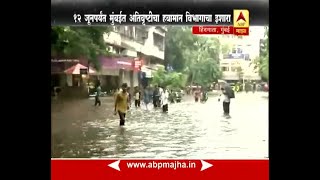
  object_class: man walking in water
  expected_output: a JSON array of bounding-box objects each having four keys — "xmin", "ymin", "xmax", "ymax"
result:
[
  {"xmin": 153, "ymin": 85, "xmax": 160, "ymax": 108},
  {"xmin": 219, "ymin": 83, "xmax": 234, "ymax": 118},
  {"xmin": 161, "ymin": 87, "xmax": 169, "ymax": 113},
  {"xmin": 219, "ymin": 87, "xmax": 231, "ymax": 118},
  {"xmin": 114, "ymin": 83, "xmax": 130, "ymax": 126},
  {"xmin": 94, "ymin": 81, "xmax": 101, "ymax": 106},
  {"xmin": 252, "ymin": 82, "xmax": 257, "ymax": 93}
]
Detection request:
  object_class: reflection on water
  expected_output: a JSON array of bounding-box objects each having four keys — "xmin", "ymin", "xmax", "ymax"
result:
[{"xmin": 52, "ymin": 93, "xmax": 268, "ymax": 159}]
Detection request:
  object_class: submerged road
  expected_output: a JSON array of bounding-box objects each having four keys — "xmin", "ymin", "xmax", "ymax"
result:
[{"xmin": 52, "ymin": 92, "xmax": 268, "ymax": 159}]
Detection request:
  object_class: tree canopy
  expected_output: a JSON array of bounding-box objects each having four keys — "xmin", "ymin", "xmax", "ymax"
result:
[
  {"xmin": 51, "ymin": 26, "xmax": 111, "ymax": 70},
  {"xmin": 151, "ymin": 67, "xmax": 187, "ymax": 89},
  {"xmin": 164, "ymin": 27, "xmax": 222, "ymax": 87},
  {"xmin": 257, "ymin": 27, "xmax": 269, "ymax": 81}
]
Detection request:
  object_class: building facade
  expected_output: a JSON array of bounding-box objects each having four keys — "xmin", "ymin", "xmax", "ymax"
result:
[
  {"xmin": 217, "ymin": 26, "xmax": 265, "ymax": 82},
  {"xmin": 101, "ymin": 26, "xmax": 166, "ymax": 90}
]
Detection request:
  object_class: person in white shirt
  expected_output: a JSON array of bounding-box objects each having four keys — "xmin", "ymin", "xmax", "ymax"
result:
[
  {"xmin": 161, "ymin": 88, "xmax": 169, "ymax": 113},
  {"xmin": 158, "ymin": 86, "xmax": 164, "ymax": 105},
  {"xmin": 134, "ymin": 89, "xmax": 141, "ymax": 108}
]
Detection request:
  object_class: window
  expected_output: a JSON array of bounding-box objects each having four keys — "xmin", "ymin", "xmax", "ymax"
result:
[
  {"xmin": 232, "ymin": 48, "xmax": 237, "ymax": 53},
  {"xmin": 222, "ymin": 67, "xmax": 229, "ymax": 71},
  {"xmin": 153, "ymin": 33, "xmax": 164, "ymax": 51},
  {"xmin": 113, "ymin": 26, "xmax": 120, "ymax": 32},
  {"xmin": 231, "ymin": 67, "xmax": 239, "ymax": 72},
  {"xmin": 237, "ymin": 48, "xmax": 243, "ymax": 54},
  {"xmin": 125, "ymin": 26, "xmax": 134, "ymax": 39},
  {"xmin": 135, "ymin": 27, "xmax": 148, "ymax": 44},
  {"xmin": 118, "ymin": 26, "xmax": 125, "ymax": 34}
]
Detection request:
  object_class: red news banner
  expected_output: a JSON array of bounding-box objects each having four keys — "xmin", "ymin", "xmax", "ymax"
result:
[
  {"xmin": 192, "ymin": 26, "xmax": 249, "ymax": 36},
  {"xmin": 51, "ymin": 159, "xmax": 268, "ymax": 180}
]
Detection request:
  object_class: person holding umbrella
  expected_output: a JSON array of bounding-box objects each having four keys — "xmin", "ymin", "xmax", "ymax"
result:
[{"xmin": 218, "ymin": 82, "xmax": 235, "ymax": 118}]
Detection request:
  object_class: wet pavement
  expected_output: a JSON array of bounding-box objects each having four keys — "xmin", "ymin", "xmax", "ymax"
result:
[{"xmin": 51, "ymin": 92, "xmax": 268, "ymax": 159}]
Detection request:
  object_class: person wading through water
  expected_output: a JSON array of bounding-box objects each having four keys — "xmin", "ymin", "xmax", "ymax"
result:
[
  {"xmin": 161, "ymin": 87, "xmax": 169, "ymax": 113},
  {"xmin": 94, "ymin": 81, "xmax": 101, "ymax": 106},
  {"xmin": 194, "ymin": 87, "xmax": 201, "ymax": 102},
  {"xmin": 153, "ymin": 85, "xmax": 160, "ymax": 108},
  {"xmin": 114, "ymin": 83, "xmax": 130, "ymax": 126},
  {"xmin": 134, "ymin": 87, "xmax": 141, "ymax": 108},
  {"xmin": 218, "ymin": 83, "xmax": 235, "ymax": 118},
  {"xmin": 143, "ymin": 86, "xmax": 151, "ymax": 110}
]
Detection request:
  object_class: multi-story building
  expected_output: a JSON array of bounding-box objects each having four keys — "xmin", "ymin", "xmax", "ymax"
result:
[
  {"xmin": 217, "ymin": 26, "xmax": 265, "ymax": 82},
  {"xmin": 99, "ymin": 26, "xmax": 166, "ymax": 91}
]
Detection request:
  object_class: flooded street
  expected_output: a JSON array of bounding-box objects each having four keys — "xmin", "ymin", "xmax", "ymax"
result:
[{"xmin": 52, "ymin": 92, "xmax": 268, "ymax": 159}]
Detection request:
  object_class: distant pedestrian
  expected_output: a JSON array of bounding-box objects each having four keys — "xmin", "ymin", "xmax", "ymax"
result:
[
  {"xmin": 252, "ymin": 82, "xmax": 256, "ymax": 93},
  {"xmin": 158, "ymin": 86, "xmax": 164, "ymax": 105},
  {"xmin": 94, "ymin": 82, "xmax": 101, "ymax": 106},
  {"xmin": 114, "ymin": 83, "xmax": 130, "ymax": 126},
  {"xmin": 194, "ymin": 87, "xmax": 201, "ymax": 102},
  {"xmin": 245, "ymin": 82, "xmax": 250, "ymax": 93},
  {"xmin": 134, "ymin": 88, "xmax": 141, "ymax": 108},
  {"xmin": 153, "ymin": 85, "xmax": 160, "ymax": 108},
  {"xmin": 161, "ymin": 88, "xmax": 169, "ymax": 113},
  {"xmin": 143, "ymin": 86, "xmax": 151, "ymax": 110},
  {"xmin": 218, "ymin": 87, "xmax": 230, "ymax": 118},
  {"xmin": 218, "ymin": 84, "xmax": 234, "ymax": 118}
]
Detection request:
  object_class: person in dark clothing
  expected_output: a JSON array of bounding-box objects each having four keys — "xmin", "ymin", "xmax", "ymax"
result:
[
  {"xmin": 94, "ymin": 81, "xmax": 101, "ymax": 106},
  {"xmin": 153, "ymin": 85, "xmax": 160, "ymax": 108},
  {"xmin": 252, "ymin": 82, "xmax": 256, "ymax": 93},
  {"xmin": 219, "ymin": 86, "xmax": 231, "ymax": 118},
  {"xmin": 245, "ymin": 82, "xmax": 250, "ymax": 93},
  {"xmin": 194, "ymin": 88, "xmax": 201, "ymax": 102}
]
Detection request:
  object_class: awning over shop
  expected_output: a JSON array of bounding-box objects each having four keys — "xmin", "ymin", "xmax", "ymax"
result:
[
  {"xmin": 51, "ymin": 59, "xmax": 88, "ymax": 74},
  {"xmin": 64, "ymin": 63, "xmax": 96, "ymax": 74}
]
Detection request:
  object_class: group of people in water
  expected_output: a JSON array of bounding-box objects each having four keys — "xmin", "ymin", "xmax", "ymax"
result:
[
  {"xmin": 110, "ymin": 83, "xmax": 171, "ymax": 126},
  {"xmin": 94, "ymin": 80, "xmax": 254, "ymax": 125}
]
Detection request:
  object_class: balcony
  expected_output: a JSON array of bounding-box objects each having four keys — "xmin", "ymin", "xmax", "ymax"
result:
[
  {"xmin": 104, "ymin": 26, "xmax": 165, "ymax": 60},
  {"xmin": 154, "ymin": 26, "xmax": 166, "ymax": 37}
]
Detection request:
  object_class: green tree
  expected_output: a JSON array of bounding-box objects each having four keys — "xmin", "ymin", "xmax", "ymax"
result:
[
  {"xmin": 254, "ymin": 27, "xmax": 269, "ymax": 81},
  {"xmin": 184, "ymin": 36, "xmax": 222, "ymax": 86},
  {"xmin": 151, "ymin": 67, "xmax": 187, "ymax": 89},
  {"xmin": 221, "ymin": 44, "xmax": 231, "ymax": 55},
  {"xmin": 51, "ymin": 26, "xmax": 111, "ymax": 70},
  {"xmin": 165, "ymin": 27, "xmax": 199, "ymax": 72},
  {"xmin": 164, "ymin": 26, "xmax": 222, "ymax": 87}
]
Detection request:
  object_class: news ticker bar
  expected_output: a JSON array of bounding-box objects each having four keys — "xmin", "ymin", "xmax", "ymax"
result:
[
  {"xmin": 70, "ymin": 11, "xmax": 233, "ymax": 26},
  {"xmin": 51, "ymin": 1, "xmax": 268, "ymax": 25},
  {"xmin": 51, "ymin": 159, "xmax": 269, "ymax": 180},
  {"xmin": 192, "ymin": 26, "xmax": 249, "ymax": 36}
]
